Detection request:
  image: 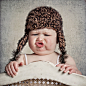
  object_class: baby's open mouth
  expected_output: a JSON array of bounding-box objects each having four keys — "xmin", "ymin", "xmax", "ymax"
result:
[{"xmin": 35, "ymin": 42, "xmax": 44, "ymax": 48}]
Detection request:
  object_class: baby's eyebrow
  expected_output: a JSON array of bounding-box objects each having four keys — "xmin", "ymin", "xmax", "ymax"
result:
[
  {"xmin": 30, "ymin": 30, "xmax": 52, "ymax": 34},
  {"xmin": 44, "ymin": 31, "xmax": 51, "ymax": 34},
  {"xmin": 31, "ymin": 31, "xmax": 38, "ymax": 33}
]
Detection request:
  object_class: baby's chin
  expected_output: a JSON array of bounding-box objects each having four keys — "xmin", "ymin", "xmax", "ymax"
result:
[{"xmin": 33, "ymin": 50, "xmax": 54, "ymax": 56}]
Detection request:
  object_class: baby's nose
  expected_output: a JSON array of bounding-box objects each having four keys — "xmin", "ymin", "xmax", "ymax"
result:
[{"xmin": 37, "ymin": 34, "xmax": 44, "ymax": 41}]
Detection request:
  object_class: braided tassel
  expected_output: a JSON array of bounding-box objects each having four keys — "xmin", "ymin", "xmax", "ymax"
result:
[{"xmin": 11, "ymin": 34, "xmax": 28, "ymax": 61}]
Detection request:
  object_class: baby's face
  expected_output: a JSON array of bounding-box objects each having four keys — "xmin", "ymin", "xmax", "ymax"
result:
[{"xmin": 28, "ymin": 28, "xmax": 57, "ymax": 55}]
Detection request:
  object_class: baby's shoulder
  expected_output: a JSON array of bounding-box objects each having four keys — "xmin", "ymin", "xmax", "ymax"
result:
[
  {"xmin": 64, "ymin": 54, "xmax": 76, "ymax": 65},
  {"xmin": 17, "ymin": 54, "xmax": 33, "ymax": 63},
  {"xmin": 18, "ymin": 54, "xmax": 25, "ymax": 58},
  {"xmin": 16, "ymin": 54, "xmax": 25, "ymax": 61},
  {"xmin": 18, "ymin": 53, "xmax": 34, "ymax": 58}
]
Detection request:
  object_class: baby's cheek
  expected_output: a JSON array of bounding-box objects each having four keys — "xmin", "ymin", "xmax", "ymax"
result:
[
  {"xmin": 46, "ymin": 39, "xmax": 55, "ymax": 48},
  {"xmin": 29, "ymin": 38, "xmax": 35, "ymax": 48}
]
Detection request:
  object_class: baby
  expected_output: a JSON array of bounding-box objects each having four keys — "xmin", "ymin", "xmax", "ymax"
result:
[{"xmin": 5, "ymin": 6, "xmax": 82, "ymax": 77}]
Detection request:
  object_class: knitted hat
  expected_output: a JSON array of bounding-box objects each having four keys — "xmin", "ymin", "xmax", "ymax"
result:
[{"xmin": 25, "ymin": 6, "xmax": 62, "ymax": 34}]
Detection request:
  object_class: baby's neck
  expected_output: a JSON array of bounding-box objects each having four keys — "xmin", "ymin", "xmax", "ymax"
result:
[
  {"xmin": 31, "ymin": 52, "xmax": 59, "ymax": 63},
  {"xmin": 33, "ymin": 51, "xmax": 56, "ymax": 57},
  {"xmin": 27, "ymin": 52, "xmax": 59, "ymax": 65}
]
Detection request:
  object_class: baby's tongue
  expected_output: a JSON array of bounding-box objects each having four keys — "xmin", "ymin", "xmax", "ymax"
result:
[{"xmin": 36, "ymin": 42, "xmax": 44, "ymax": 48}]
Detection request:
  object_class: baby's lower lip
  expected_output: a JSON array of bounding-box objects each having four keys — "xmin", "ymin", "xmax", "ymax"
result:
[{"xmin": 35, "ymin": 42, "xmax": 44, "ymax": 48}]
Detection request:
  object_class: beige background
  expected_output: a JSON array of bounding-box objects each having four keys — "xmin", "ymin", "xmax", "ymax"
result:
[{"xmin": 0, "ymin": 0, "xmax": 86, "ymax": 75}]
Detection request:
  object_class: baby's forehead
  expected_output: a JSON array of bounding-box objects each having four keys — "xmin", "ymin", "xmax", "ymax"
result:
[{"xmin": 30, "ymin": 28, "xmax": 56, "ymax": 33}]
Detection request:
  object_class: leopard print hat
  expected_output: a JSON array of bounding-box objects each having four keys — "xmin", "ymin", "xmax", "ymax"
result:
[{"xmin": 12, "ymin": 6, "xmax": 67, "ymax": 63}]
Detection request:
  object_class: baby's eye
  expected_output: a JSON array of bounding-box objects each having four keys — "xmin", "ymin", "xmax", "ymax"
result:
[
  {"xmin": 32, "ymin": 34, "xmax": 38, "ymax": 36},
  {"xmin": 44, "ymin": 34, "xmax": 50, "ymax": 36}
]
